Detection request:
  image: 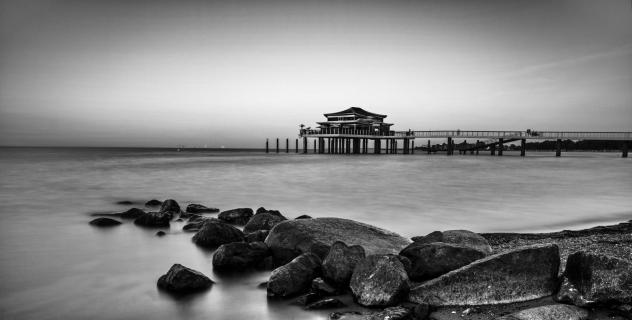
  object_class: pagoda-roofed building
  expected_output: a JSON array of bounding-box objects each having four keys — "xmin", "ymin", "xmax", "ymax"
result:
[
  {"xmin": 299, "ymin": 107, "xmax": 415, "ymax": 154},
  {"xmin": 317, "ymin": 107, "xmax": 393, "ymax": 136}
]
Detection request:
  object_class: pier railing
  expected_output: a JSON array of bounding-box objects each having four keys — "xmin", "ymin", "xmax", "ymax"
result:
[{"xmin": 411, "ymin": 130, "xmax": 632, "ymax": 140}]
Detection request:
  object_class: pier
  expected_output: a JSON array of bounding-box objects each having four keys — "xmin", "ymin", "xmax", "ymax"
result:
[{"xmin": 266, "ymin": 108, "xmax": 632, "ymax": 157}]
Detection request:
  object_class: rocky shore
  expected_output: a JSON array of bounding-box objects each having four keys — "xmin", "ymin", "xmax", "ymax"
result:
[{"xmin": 90, "ymin": 200, "xmax": 632, "ymax": 320}]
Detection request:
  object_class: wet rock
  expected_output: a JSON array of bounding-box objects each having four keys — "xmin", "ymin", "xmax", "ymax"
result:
[
  {"xmin": 409, "ymin": 244, "xmax": 560, "ymax": 306},
  {"xmin": 257, "ymin": 281, "xmax": 268, "ymax": 289},
  {"xmin": 145, "ymin": 199, "xmax": 162, "ymax": 207},
  {"xmin": 497, "ymin": 304, "xmax": 589, "ymax": 320},
  {"xmin": 350, "ymin": 254, "xmax": 409, "ymax": 307},
  {"xmin": 212, "ymin": 241, "xmax": 270, "ymax": 271},
  {"xmin": 218, "ymin": 208, "xmax": 254, "ymax": 225},
  {"xmin": 295, "ymin": 292, "xmax": 320, "ymax": 306},
  {"xmin": 257, "ymin": 256, "xmax": 275, "ymax": 270},
  {"xmin": 256, "ymin": 207, "xmax": 268, "ymax": 214},
  {"xmin": 328, "ymin": 306, "xmax": 412, "ymax": 320},
  {"xmin": 187, "ymin": 214, "xmax": 207, "ymax": 222},
  {"xmin": 312, "ymin": 277, "xmax": 339, "ymax": 296},
  {"xmin": 119, "ymin": 208, "xmax": 146, "ymax": 219},
  {"xmin": 116, "ymin": 200, "xmax": 134, "ymax": 205},
  {"xmin": 156, "ymin": 231, "xmax": 166, "ymax": 237},
  {"xmin": 245, "ymin": 230, "xmax": 270, "ymax": 243},
  {"xmin": 556, "ymin": 251, "xmax": 632, "ymax": 307},
  {"xmin": 322, "ymin": 241, "xmax": 366, "ymax": 287},
  {"xmin": 157, "ymin": 264, "xmax": 214, "ymax": 294},
  {"xmin": 183, "ymin": 220, "xmax": 205, "ymax": 232},
  {"xmin": 175, "ymin": 218, "xmax": 183, "ymax": 222},
  {"xmin": 306, "ymin": 298, "xmax": 345, "ymax": 310},
  {"xmin": 412, "ymin": 303, "xmax": 432, "ymax": 320},
  {"xmin": 186, "ymin": 203, "xmax": 219, "ymax": 214},
  {"xmin": 89, "ymin": 217, "xmax": 122, "ymax": 227},
  {"xmin": 159, "ymin": 199, "xmax": 181, "ymax": 214},
  {"xmin": 399, "ymin": 242, "xmax": 485, "ymax": 281},
  {"xmin": 329, "ymin": 311, "xmax": 363, "ymax": 320},
  {"xmin": 267, "ymin": 253, "xmax": 322, "ymax": 298},
  {"xmin": 134, "ymin": 212, "xmax": 170, "ymax": 228},
  {"xmin": 192, "ymin": 219, "xmax": 245, "ymax": 248},
  {"xmin": 296, "ymin": 215, "xmax": 312, "ymax": 219},
  {"xmin": 411, "ymin": 230, "xmax": 492, "ymax": 255},
  {"xmin": 243, "ymin": 212, "xmax": 287, "ymax": 233},
  {"xmin": 265, "ymin": 218, "xmax": 411, "ymax": 266}
]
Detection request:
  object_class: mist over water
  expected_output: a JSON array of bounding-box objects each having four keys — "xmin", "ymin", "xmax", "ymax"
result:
[{"xmin": 0, "ymin": 147, "xmax": 630, "ymax": 320}]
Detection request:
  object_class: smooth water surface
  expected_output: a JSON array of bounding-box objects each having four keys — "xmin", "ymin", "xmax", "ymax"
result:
[{"xmin": 0, "ymin": 147, "xmax": 630, "ymax": 320}]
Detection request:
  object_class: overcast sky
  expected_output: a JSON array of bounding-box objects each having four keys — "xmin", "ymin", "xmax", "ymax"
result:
[{"xmin": 1, "ymin": 0, "xmax": 630, "ymax": 147}]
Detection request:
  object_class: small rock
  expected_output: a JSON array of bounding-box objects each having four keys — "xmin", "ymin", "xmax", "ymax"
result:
[
  {"xmin": 119, "ymin": 208, "xmax": 146, "ymax": 219},
  {"xmin": 134, "ymin": 212, "xmax": 171, "ymax": 228},
  {"xmin": 411, "ymin": 230, "xmax": 492, "ymax": 255},
  {"xmin": 145, "ymin": 199, "xmax": 162, "ymax": 207},
  {"xmin": 295, "ymin": 292, "xmax": 321, "ymax": 305},
  {"xmin": 267, "ymin": 253, "xmax": 321, "ymax": 298},
  {"xmin": 160, "ymin": 199, "xmax": 181, "ymax": 214},
  {"xmin": 349, "ymin": 254, "xmax": 409, "ymax": 307},
  {"xmin": 413, "ymin": 303, "xmax": 432, "ymax": 320},
  {"xmin": 305, "ymin": 298, "xmax": 345, "ymax": 310},
  {"xmin": 116, "ymin": 200, "xmax": 134, "ymax": 205},
  {"xmin": 186, "ymin": 204, "xmax": 219, "ymax": 214},
  {"xmin": 322, "ymin": 241, "xmax": 366, "ymax": 287},
  {"xmin": 328, "ymin": 311, "xmax": 362, "ymax": 320},
  {"xmin": 296, "ymin": 215, "xmax": 312, "ymax": 219},
  {"xmin": 497, "ymin": 304, "xmax": 589, "ymax": 320},
  {"xmin": 218, "ymin": 208, "xmax": 254, "ymax": 225},
  {"xmin": 212, "ymin": 241, "xmax": 270, "ymax": 271},
  {"xmin": 399, "ymin": 242, "xmax": 486, "ymax": 281},
  {"xmin": 156, "ymin": 231, "xmax": 166, "ymax": 237},
  {"xmin": 89, "ymin": 217, "xmax": 122, "ymax": 227},
  {"xmin": 157, "ymin": 264, "xmax": 214, "ymax": 294},
  {"xmin": 187, "ymin": 214, "xmax": 206, "ymax": 222},
  {"xmin": 556, "ymin": 251, "xmax": 632, "ymax": 307},
  {"xmin": 245, "ymin": 230, "xmax": 270, "ymax": 243},
  {"xmin": 192, "ymin": 219, "xmax": 245, "ymax": 248},
  {"xmin": 312, "ymin": 277, "xmax": 339, "ymax": 296},
  {"xmin": 243, "ymin": 212, "xmax": 287, "ymax": 233}
]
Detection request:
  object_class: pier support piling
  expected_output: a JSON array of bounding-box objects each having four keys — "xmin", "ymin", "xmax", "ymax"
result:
[
  {"xmin": 266, "ymin": 139, "xmax": 269, "ymax": 153},
  {"xmin": 520, "ymin": 139, "xmax": 526, "ymax": 157},
  {"xmin": 276, "ymin": 138, "xmax": 279, "ymax": 153},
  {"xmin": 303, "ymin": 137, "xmax": 307, "ymax": 154},
  {"xmin": 490, "ymin": 144, "xmax": 495, "ymax": 156},
  {"xmin": 498, "ymin": 138, "xmax": 504, "ymax": 156},
  {"xmin": 476, "ymin": 140, "xmax": 479, "ymax": 155},
  {"xmin": 286, "ymin": 138, "xmax": 289, "ymax": 153},
  {"xmin": 622, "ymin": 141, "xmax": 628, "ymax": 158},
  {"xmin": 411, "ymin": 140, "xmax": 415, "ymax": 154},
  {"xmin": 447, "ymin": 137, "xmax": 453, "ymax": 155},
  {"xmin": 556, "ymin": 139, "xmax": 561, "ymax": 157},
  {"xmin": 295, "ymin": 139, "xmax": 298, "ymax": 153},
  {"xmin": 427, "ymin": 140, "xmax": 431, "ymax": 154}
]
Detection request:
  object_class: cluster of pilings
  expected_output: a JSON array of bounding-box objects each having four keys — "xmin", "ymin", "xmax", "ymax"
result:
[
  {"xmin": 433, "ymin": 138, "xmax": 629, "ymax": 158},
  {"xmin": 265, "ymin": 137, "xmax": 415, "ymax": 154}
]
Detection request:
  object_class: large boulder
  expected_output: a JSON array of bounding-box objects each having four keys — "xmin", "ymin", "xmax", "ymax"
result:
[
  {"xmin": 322, "ymin": 241, "xmax": 366, "ymax": 287},
  {"xmin": 157, "ymin": 264, "xmax": 214, "ymax": 294},
  {"xmin": 212, "ymin": 241, "xmax": 270, "ymax": 271},
  {"xmin": 265, "ymin": 218, "xmax": 411, "ymax": 265},
  {"xmin": 411, "ymin": 230, "xmax": 492, "ymax": 255},
  {"xmin": 245, "ymin": 230, "xmax": 270, "ymax": 243},
  {"xmin": 409, "ymin": 244, "xmax": 560, "ymax": 306},
  {"xmin": 555, "ymin": 251, "xmax": 632, "ymax": 307},
  {"xmin": 498, "ymin": 304, "xmax": 589, "ymax": 320},
  {"xmin": 89, "ymin": 217, "xmax": 122, "ymax": 227},
  {"xmin": 159, "ymin": 199, "xmax": 181, "ymax": 215},
  {"xmin": 134, "ymin": 212, "xmax": 171, "ymax": 228},
  {"xmin": 218, "ymin": 208, "xmax": 254, "ymax": 225},
  {"xmin": 349, "ymin": 254, "xmax": 409, "ymax": 307},
  {"xmin": 192, "ymin": 219, "xmax": 245, "ymax": 248},
  {"xmin": 399, "ymin": 242, "xmax": 486, "ymax": 281},
  {"xmin": 267, "ymin": 253, "xmax": 321, "ymax": 298},
  {"xmin": 243, "ymin": 212, "xmax": 287, "ymax": 233},
  {"xmin": 186, "ymin": 203, "xmax": 219, "ymax": 214}
]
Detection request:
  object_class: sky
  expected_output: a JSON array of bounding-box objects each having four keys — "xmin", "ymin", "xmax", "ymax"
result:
[{"xmin": 0, "ymin": 0, "xmax": 631, "ymax": 148}]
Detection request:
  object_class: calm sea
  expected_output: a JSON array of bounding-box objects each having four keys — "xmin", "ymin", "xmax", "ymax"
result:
[{"xmin": 0, "ymin": 147, "xmax": 630, "ymax": 320}]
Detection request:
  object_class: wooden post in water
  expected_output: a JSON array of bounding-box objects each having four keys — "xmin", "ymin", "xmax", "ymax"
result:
[
  {"xmin": 490, "ymin": 143, "xmax": 495, "ymax": 156},
  {"xmin": 411, "ymin": 140, "xmax": 415, "ymax": 154},
  {"xmin": 447, "ymin": 137, "xmax": 453, "ymax": 155},
  {"xmin": 498, "ymin": 138, "xmax": 503, "ymax": 156},
  {"xmin": 286, "ymin": 138, "xmax": 289, "ymax": 153},
  {"xmin": 476, "ymin": 140, "xmax": 479, "ymax": 155},
  {"xmin": 313, "ymin": 139, "xmax": 316, "ymax": 153},
  {"xmin": 276, "ymin": 138, "xmax": 279, "ymax": 153},
  {"xmin": 303, "ymin": 137, "xmax": 308, "ymax": 154},
  {"xmin": 427, "ymin": 140, "xmax": 431, "ymax": 154},
  {"xmin": 556, "ymin": 139, "xmax": 561, "ymax": 157},
  {"xmin": 520, "ymin": 139, "xmax": 526, "ymax": 157},
  {"xmin": 328, "ymin": 138, "xmax": 331, "ymax": 154},
  {"xmin": 623, "ymin": 141, "xmax": 629, "ymax": 158},
  {"xmin": 394, "ymin": 139, "xmax": 398, "ymax": 154},
  {"xmin": 295, "ymin": 139, "xmax": 298, "ymax": 153},
  {"xmin": 266, "ymin": 139, "xmax": 269, "ymax": 153}
]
